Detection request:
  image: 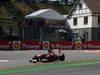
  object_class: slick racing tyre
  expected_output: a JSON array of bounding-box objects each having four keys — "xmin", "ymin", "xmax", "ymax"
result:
[{"xmin": 29, "ymin": 59, "xmax": 33, "ymax": 62}]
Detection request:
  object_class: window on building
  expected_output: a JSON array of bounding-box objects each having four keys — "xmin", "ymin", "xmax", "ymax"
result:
[
  {"xmin": 0, "ymin": 26, "xmax": 3, "ymax": 34},
  {"xmin": 79, "ymin": 3, "xmax": 82, "ymax": 9},
  {"xmin": 73, "ymin": 18, "xmax": 77, "ymax": 25},
  {"xmin": 83, "ymin": 32, "xmax": 88, "ymax": 41},
  {"xmin": 97, "ymin": 32, "xmax": 100, "ymax": 41},
  {"xmin": 84, "ymin": 16, "xmax": 88, "ymax": 25},
  {"xmin": 98, "ymin": 16, "xmax": 100, "ymax": 25},
  {"xmin": 74, "ymin": 33, "xmax": 78, "ymax": 38}
]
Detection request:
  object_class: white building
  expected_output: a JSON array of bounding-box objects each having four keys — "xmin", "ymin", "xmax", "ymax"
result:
[{"xmin": 67, "ymin": 0, "xmax": 100, "ymax": 41}]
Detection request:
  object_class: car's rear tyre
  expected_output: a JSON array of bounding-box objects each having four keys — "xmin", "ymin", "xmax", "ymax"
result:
[{"xmin": 60, "ymin": 54, "xmax": 65, "ymax": 61}]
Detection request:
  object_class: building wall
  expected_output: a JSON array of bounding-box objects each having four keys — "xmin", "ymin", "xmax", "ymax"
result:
[
  {"xmin": 71, "ymin": 28, "xmax": 100, "ymax": 41},
  {"xmin": 92, "ymin": 28, "xmax": 100, "ymax": 41},
  {"xmin": 92, "ymin": 16, "xmax": 100, "ymax": 28},
  {"xmin": 72, "ymin": 28, "xmax": 92, "ymax": 41},
  {"xmin": 68, "ymin": 15, "xmax": 92, "ymax": 29},
  {"xmin": 92, "ymin": 16, "xmax": 97, "ymax": 28},
  {"xmin": 67, "ymin": 0, "xmax": 100, "ymax": 41},
  {"xmin": 67, "ymin": 0, "xmax": 93, "ymax": 29}
]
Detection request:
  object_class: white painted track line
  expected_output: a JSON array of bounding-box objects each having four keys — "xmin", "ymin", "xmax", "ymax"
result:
[{"xmin": 0, "ymin": 60, "xmax": 11, "ymax": 62}]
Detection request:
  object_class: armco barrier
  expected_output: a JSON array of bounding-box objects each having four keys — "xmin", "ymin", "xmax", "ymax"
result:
[
  {"xmin": 20, "ymin": 41, "xmax": 100, "ymax": 50},
  {"xmin": 0, "ymin": 40, "xmax": 11, "ymax": 50},
  {"xmin": 21, "ymin": 41, "xmax": 42, "ymax": 50},
  {"xmin": 82, "ymin": 41, "xmax": 100, "ymax": 50},
  {"xmin": 50, "ymin": 41, "xmax": 75, "ymax": 50},
  {"xmin": 0, "ymin": 41, "xmax": 100, "ymax": 50}
]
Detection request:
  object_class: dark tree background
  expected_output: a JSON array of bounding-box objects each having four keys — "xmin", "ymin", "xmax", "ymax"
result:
[{"xmin": 0, "ymin": 0, "xmax": 9, "ymax": 2}]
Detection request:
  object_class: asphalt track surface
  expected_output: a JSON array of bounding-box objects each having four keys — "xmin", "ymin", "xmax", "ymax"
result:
[
  {"xmin": 0, "ymin": 50, "xmax": 100, "ymax": 67},
  {"xmin": 0, "ymin": 50, "xmax": 100, "ymax": 75},
  {"xmin": 9, "ymin": 64, "xmax": 100, "ymax": 75}
]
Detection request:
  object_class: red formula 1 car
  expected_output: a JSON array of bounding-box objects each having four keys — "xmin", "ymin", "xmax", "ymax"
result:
[{"xmin": 29, "ymin": 49, "xmax": 65, "ymax": 63}]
